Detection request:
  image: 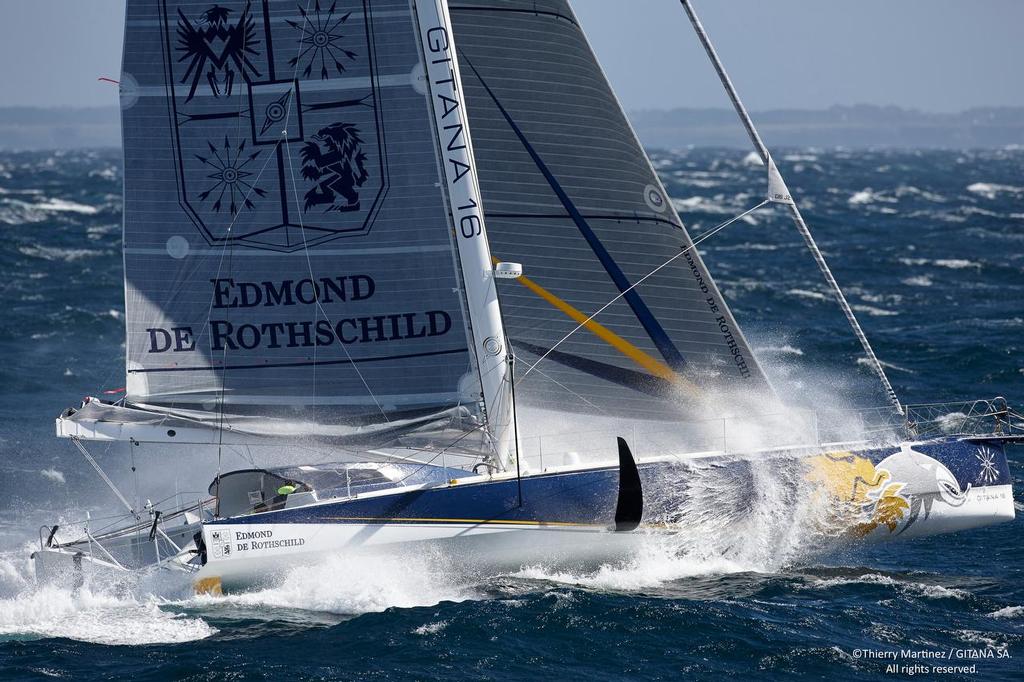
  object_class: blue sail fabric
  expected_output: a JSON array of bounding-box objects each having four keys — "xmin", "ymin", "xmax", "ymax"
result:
[{"xmin": 119, "ymin": 0, "xmax": 481, "ymax": 432}]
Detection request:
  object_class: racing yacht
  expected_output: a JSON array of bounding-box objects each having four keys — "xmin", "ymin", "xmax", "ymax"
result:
[{"xmin": 34, "ymin": 0, "xmax": 1018, "ymax": 593}]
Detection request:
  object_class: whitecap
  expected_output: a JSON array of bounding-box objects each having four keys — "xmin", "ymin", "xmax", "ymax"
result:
[
  {"xmin": 848, "ymin": 188, "xmax": 897, "ymax": 205},
  {"xmin": 786, "ymin": 288, "xmax": 829, "ymax": 302},
  {"xmin": 857, "ymin": 357, "xmax": 914, "ymax": 373},
  {"xmin": 894, "ymin": 185, "xmax": 946, "ymax": 203},
  {"xmin": 851, "ymin": 304, "xmax": 899, "ymax": 317},
  {"xmin": 32, "ymin": 198, "xmax": 99, "ymax": 215},
  {"xmin": 672, "ymin": 196, "xmax": 733, "ymax": 215},
  {"xmin": 412, "ymin": 620, "xmax": 449, "ymax": 635},
  {"xmin": 901, "ymin": 275, "xmax": 933, "ymax": 287},
  {"xmin": 848, "ymin": 190, "xmax": 875, "ymax": 205},
  {"xmin": 898, "ymin": 257, "xmax": 981, "ymax": 271},
  {"xmin": 989, "ymin": 606, "xmax": 1023, "ymax": 619},
  {"xmin": 805, "ymin": 573, "xmax": 968, "ymax": 599},
  {"xmin": 708, "ymin": 243, "xmax": 781, "ymax": 252},
  {"xmin": 934, "ymin": 258, "xmax": 981, "ymax": 270},
  {"xmin": 741, "ymin": 151, "xmax": 763, "ymax": 167},
  {"xmin": 754, "ymin": 345, "xmax": 804, "ymax": 356},
  {"xmin": 966, "ymin": 182, "xmax": 1024, "ymax": 200},
  {"xmin": 898, "ymin": 257, "xmax": 930, "ymax": 266},
  {"xmin": 671, "ymin": 177, "xmax": 721, "ymax": 189},
  {"xmin": 955, "ymin": 630, "xmax": 1007, "ymax": 651},
  {"xmin": 17, "ymin": 246, "xmax": 105, "ymax": 262},
  {"xmin": 39, "ymin": 468, "xmax": 65, "ymax": 485}
]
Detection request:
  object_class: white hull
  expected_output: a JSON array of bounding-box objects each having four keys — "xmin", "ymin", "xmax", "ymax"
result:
[{"xmin": 194, "ymin": 483, "xmax": 1015, "ymax": 593}]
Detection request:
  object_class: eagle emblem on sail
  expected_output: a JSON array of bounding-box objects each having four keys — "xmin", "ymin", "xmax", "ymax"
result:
[
  {"xmin": 162, "ymin": 0, "xmax": 387, "ymax": 251},
  {"xmin": 176, "ymin": 3, "xmax": 262, "ymax": 102}
]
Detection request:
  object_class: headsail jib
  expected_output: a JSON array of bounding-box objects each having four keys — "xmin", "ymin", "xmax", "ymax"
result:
[{"xmin": 449, "ymin": 0, "xmax": 774, "ymax": 420}]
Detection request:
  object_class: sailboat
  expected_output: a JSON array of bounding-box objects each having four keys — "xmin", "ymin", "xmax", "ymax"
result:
[{"xmin": 33, "ymin": 0, "xmax": 1019, "ymax": 593}]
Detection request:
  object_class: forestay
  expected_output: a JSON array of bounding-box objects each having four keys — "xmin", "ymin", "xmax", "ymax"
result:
[
  {"xmin": 106, "ymin": 0, "xmax": 486, "ymax": 440},
  {"xmin": 449, "ymin": 0, "xmax": 772, "ymax": 419}
]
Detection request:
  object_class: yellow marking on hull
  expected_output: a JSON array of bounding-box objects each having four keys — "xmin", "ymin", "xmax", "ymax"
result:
[
  {"xmin": 194, "ymin": 577, "xmax": 223, "ymax": 595},
  {"xmin": 493, "ymin": 257, "xmax": 699, "ymax": 396},
  {"xmin": 322, "ymin": 516, "xmax": 602, "ymax": 528}
]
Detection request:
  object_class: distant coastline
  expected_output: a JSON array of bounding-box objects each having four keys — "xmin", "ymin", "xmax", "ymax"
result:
[
  {"xmin": 0, "ymin": 104, "xmax": 1021, "ymax": 151},
  {"xmin": 630, "ymin": 105, "xmax": 1024, "ymax": 150}
]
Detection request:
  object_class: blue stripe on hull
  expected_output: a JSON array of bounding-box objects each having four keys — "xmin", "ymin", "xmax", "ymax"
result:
[
  {"xmin": 216, "ymin": 465, "xmax": 623, "ymax": 527},
  {"xmin": 207, "ymin": 437, "xmax": 1012, "ymax": 530}
]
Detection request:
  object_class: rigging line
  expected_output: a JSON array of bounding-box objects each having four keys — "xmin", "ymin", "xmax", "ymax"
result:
[
  {"xmin": 281, "ymin": 136, "xmax": 393, "ymax": 425},
  {"xmin": 678, "ymin": 0, "xmax": 904, "ymax": 416},
  {"xmin": 210, "ymin": 0, "xmax": 317, "ymax": 483},
  {"xmin": 71, "ymin": 437, "xmax": 140, "ymax": 520},
  {"xmin": 390, "ymin": 421, "xmax": 491, "ymax": 488},
  {"xmin": 518, "ymin": 199, "xmax": 769, "ymax": 384},
  {"xmin": 187, "ymin": 141, "xmax": 281, "ymax": 363},
  {"xmin": 529, "ymin": 365, "xmax": 608, "ymax": 415},
  {"xmin": 283, "ymin": 0, "xmax": 322, "ymax": 426},
  {"xmin": 465, "ymin": 57, "xmax": 687, "ymax": 372},
  {"xmin": 278, "ymin": 0, "xmax": 392, "ymax": 426}
]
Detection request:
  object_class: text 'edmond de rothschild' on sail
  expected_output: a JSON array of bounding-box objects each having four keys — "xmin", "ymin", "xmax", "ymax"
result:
[{"xmin": 118, "ymin": 0, "xmax": 486, "ymax": 432}]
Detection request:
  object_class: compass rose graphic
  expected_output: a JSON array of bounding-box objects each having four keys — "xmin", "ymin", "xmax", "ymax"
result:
[
  {"xmin": 975, "ymin": 446, "xmax": 1000, "ymax": 485},
  {"xmin": 258, "ymin": 90, "xmax": 293, "ymax": 136},
  {"xmin": 287, "ymin": 1, "xmax": 358, "ymax": 80},
  {"xmin": 196, "ymin": 136, "xmax": 267, "ymax": 215}
]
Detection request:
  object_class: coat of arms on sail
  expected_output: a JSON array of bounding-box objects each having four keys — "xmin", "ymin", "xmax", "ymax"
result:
[{"xmin": 162, "ymin": 0, "xmax": 387, "ymax": 251}]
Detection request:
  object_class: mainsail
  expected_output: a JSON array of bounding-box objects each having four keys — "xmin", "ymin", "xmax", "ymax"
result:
[
  {"xmin": 65, "ymin": 0, "xmax": 508, "ymax": 445},
  {"xmin": 449, "ymin": 0, "xmax": 772, "ymax": 419}
]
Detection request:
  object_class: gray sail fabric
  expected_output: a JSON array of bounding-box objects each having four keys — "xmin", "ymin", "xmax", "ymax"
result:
[
  {"xmin": 119, "ymin": 0, "xmax": 481, "ymax": 433},
  {"xmin": 449, "ymin": 0, "xmax": 772, "ymax": 420}
]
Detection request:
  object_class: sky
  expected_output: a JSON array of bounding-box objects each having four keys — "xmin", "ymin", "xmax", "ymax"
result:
[{"xmin": 0, "ymin": 1, "xmax": 1021, "ymax": 112}]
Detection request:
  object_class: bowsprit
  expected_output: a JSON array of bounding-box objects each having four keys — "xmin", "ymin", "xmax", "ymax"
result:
[{"xmin": 162, "ymin": 0, "xmax": 388, "ymax": 251}]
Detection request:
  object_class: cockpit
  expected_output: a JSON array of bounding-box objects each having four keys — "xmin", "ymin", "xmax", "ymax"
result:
[{"xmin": 208, "ymin": 461, "xmax": 455, "ymax": 518}]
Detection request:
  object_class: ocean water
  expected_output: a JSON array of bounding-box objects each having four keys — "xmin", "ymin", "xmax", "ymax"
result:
[{"xmin": 0, "ymin": 147, "xmax": 1022, "ymax": 680}]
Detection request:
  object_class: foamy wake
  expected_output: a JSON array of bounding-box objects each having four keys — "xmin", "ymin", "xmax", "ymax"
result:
[
  {"xmin": 0, "ymin": 547, "xmax": 480, "ymax": 644},
  {"xmin": 0, "ymin": 586, "xmax": 215, "ymax": 645},
  {"xmin": 0, "ymin": 549, "xmax": 213, "ymax": 645},
  {"xmin": 513, "ymin": 538, "xmax": 755, "ymax": 593},
  {"xmin": 179, "ymin": 550, "xmax": 477, "ymax": 616}
]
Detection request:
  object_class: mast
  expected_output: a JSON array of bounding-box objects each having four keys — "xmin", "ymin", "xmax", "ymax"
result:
[
  {"xmin": 678, "ymin": 0, "xmax": 905, "ymax": 416},
  {"xmin": 413, "ymin": 0, "xmax": 518, "ymax": 467}
]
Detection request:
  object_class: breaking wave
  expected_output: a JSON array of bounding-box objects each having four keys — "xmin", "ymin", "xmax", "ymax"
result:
[
  {"xmin": 0, "ymin": 549, "xmax": 214, "ymax": 646},
  {"xmin": 800, "ymin": 572, "xmax": 971, "ymax": 600}
]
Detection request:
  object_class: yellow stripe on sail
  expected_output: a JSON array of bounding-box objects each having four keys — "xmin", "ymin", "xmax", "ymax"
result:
[{"xmin": 492, "ymin": 257, "xmax": 699, "ymax": 396}]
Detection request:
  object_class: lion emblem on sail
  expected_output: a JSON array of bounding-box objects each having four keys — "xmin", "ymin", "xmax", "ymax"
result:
[{"xmin": 300, "ymin": 123, "xmax": 369, "ymax": 213}]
